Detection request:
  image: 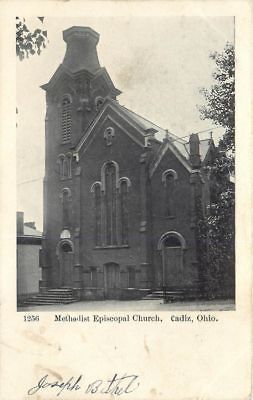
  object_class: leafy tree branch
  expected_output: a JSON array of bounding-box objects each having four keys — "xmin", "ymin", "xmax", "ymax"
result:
[{"xmin": 16, "ymin": 17, "xmax": 48, "ymax": 60}]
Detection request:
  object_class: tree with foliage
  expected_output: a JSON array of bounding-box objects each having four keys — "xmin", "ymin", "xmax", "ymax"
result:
[
  {"xmin": 16, "ymin": 17, "xmax": 47, "ymax": 60},
  {"xmin": 16, "ymin": 17, "xmax": 48, "ymax": 120},
  {"xmin": 198, "ymin": 42, "xmax": 235, "ymax": 298}
]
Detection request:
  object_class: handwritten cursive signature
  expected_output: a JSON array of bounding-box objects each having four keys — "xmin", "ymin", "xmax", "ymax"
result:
[{"xmin": 28, "ymin": 373, "xmax": 140, "ymax": 396}]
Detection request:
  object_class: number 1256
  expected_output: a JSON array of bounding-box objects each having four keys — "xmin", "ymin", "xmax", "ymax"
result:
[{"xmin": 24, "ymin": 315, "xmax": 39, "ymax": 322}]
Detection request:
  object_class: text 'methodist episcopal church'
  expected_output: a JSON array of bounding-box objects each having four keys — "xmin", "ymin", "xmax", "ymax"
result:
[{"xmin": 40, "ymin": 26, "xmax": 215, "ymax": 300}]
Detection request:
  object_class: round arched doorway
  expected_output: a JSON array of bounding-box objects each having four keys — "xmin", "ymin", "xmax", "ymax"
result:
[{"xmin": 158, "ymin": 231, "xmax": 186, "ymax": 288}]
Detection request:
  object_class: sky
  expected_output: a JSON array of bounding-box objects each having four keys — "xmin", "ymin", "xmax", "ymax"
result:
[{"xmin": 16, "ymin": 16, "xmax": 234, "ymax": 231}]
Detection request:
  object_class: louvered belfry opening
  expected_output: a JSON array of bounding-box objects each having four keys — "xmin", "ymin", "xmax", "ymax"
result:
[{"xmin": 61, "ymin": 96, "xmax": 71, "ymax": 144}]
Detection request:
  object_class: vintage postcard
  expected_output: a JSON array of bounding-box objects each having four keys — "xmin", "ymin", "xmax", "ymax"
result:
[{"xmin": 0, "ymin": 0, "xmax": 252, "ymax": 399}]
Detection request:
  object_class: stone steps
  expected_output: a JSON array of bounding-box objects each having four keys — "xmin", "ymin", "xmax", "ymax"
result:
[
  {"xmin": 21, "ymin": 288, "xmax": 78, "ymax": 307},
  {"xmin": 143, "ymin": 287, "xmax": 203, "ymax": 302}
]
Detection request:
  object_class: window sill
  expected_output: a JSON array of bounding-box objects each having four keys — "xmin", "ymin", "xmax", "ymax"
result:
[{"xmin": 94, "ymin": 245, "xmax": 129, "ymax": 250}]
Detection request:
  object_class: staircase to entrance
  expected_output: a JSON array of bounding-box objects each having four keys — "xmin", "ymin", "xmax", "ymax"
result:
[
  {"xmin": 143, "ymin": 286, "xmax": 205, "ymax": 302},
  {"xmin": 20, "ymin": 288, "xmax": 78, "ymax": 307}
]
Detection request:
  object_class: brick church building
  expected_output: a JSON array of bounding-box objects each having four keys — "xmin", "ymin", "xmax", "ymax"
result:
[{"xmin": 40, "ymin": 26, "xmax": 214, "ymax": 300}]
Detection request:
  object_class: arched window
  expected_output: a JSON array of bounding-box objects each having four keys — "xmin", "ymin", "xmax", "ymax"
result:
[
  {"xmin": 57, "ymin": 153, "xmax": 72, "ymax": 180},
  {"xmin": 61, "ymin": 95, "xmax": 72, "ymax": 144},
  {"xmin": 91, "ymin": 162, "xmax": 131, "ymax": 247},
  {"xmin": 61, "ymin": 241, "xmax": 73, "ymax": 252},
  {"xmin": 163, "ymin": 235, "xmax": 181, "ymax": 247},
  {"xmin": 94, "ymin": 183, "xmax": 102, "ymax": 246},
  {"xmin": 105, "ymin": 162, "xmax": 117, "ymax": 245},
  {"xmin": 66, "ymin": 153, "xmax": 72, "ymax": 179},
  {"xmin": 158, "ymin": 231, "xmax": 186, "ymax": 250},
  {"xmin": 57, "ymin": 154, "xmax": 65, "ymax": 178},
  {"xmin": 162, "ymin": 169, "xmax": 178, "ymax": 217},
  {"xmin": 95, "ymin": 96, "xmax": 104, "ymax": 111},
  {"xmin": 104, "ymin": 127, "xmax": 115, "ymax": 146},
  {"xmin": 119, "ymin": 179, "xmax": 130, "ymax": 245},
  {"xmin": 60, "ymin": 188, "xmax": 72, "ymax": 229}
]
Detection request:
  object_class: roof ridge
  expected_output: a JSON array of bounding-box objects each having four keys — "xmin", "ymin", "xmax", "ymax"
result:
[
  {"xmin": 119, "ymin": 105, "xmax": 189, "ymax": 145},
  {"xmin": 120, "ymin": 105, "xmax": 166, "ymax": 131}
]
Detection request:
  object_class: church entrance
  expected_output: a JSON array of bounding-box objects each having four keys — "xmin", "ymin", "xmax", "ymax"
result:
[
  {"xmin": 163, "ymin": 246, "xmax": 183, "ymax": 286},
  {"xmin": 158, "ymin": 232, "xmax": 186, "ymax": 288},
  {"xmin": 104, "ymin": 262, "xmax": 120, "ymax": 299},
  {"xmin": 59, "ymin": 240, "xmax": 74, "ymax": 287}
]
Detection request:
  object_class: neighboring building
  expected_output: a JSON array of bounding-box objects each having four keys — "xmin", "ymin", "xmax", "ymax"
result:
[
  {"xmin": 40, "ymin": 26, "xmax": 215, "ymax": 300},
  {"xmin": 17, "ymin": 212, "xmax": 42, "ymax": 302}
]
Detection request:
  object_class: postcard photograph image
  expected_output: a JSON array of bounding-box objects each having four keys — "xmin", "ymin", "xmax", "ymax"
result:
[
  {"xmin": 17, "ymin": 15, "xmax": 235, "ymax": 313},
  {"xmin": 0, "ymin": 1, "xmax": 252, "ymax": 400}
]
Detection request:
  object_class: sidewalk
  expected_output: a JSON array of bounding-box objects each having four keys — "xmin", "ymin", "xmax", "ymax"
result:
[{"xmin": 18, "ymin": 299, "xmax": 235, "ymax": 312}]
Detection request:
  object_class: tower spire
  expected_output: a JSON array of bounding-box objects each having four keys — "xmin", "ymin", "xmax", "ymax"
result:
[{"xmin": 62, "ymin": 26, "xmax": 101, "ymax": 74}]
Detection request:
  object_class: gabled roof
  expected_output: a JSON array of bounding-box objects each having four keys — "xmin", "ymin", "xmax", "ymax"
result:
[
  {"xmin": 150, "ymin": 138, "xmax": 192, "ymax": 176},
  {"xmin": 74, "ymin": 98, "xmax": 148, "ymax": 156},
  {"xmin": 69, "ymin": 91, "xmax": 213, "ymax": 174},
  {"xmin": 73, "ymin": 98, "xmax": 196, "ymax": 174},
  {"xmin": 117, "ymin": 106, "xmax": 192, "ymax": 173}
]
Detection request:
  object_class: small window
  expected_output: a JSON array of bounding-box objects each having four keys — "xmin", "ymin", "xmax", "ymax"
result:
[
  {"xmin": 95, "ymin": 97, "xmax": 104, "ymax": 111},
  {"xmin": 128, "ymin": 267, "xmax": 135, "ymax": 288},
  {"xmin": 104, "ymin": 127, "xmax": 115, "ymax": 146},
  {"xmin": 90, "ymin": 268, "xmax": 98, "ymax": 287}
]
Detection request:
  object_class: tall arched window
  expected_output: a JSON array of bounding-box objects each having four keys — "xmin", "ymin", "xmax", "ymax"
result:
[
  {"xmin": 65, "ymin": 152, "xmax": 72, "ymax": 179},
  {"xmin": 105, "ymin": 162, "xmax": 117, "ymax": 245},
  {"xmin": 57, "ymin": 155, "xmax": 65, "ymax": 179},
  {"xmin": 119, "ymin": 179, "xmax": 130, "ymax": 245},
  {"xmin": 91, "ymin": 162, "xmax": 131, "ymax": 247},
  {"xmin": 94, "ymin": 183, "xmax": 102, "ymax": 246},
  {"xmin": 162, "ymin": 169, "xmax": 178, "ymax": 217},
  {"xmin": 61, "ymin": 95, "xmax": 72, "ymax": 144},
  {"xmin": 60, "ymin": 188, "xmax": 72, "ymax": 229}
]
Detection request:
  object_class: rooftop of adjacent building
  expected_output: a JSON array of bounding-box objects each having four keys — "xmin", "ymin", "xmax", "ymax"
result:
[{"xmin": 17, "ymin": 211, "xmax": 42, "ymax": 238}]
